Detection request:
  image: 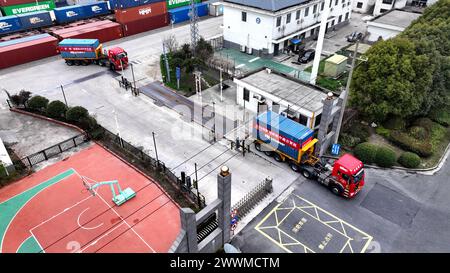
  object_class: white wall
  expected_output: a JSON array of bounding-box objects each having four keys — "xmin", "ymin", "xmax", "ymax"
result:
[
  {"xmin": 352, "ymin": 0, "xmax": 375, "ymax": 13},
  {"xmin": 367, "ymin": 23, "xmax": 401, "ymax": 42}
]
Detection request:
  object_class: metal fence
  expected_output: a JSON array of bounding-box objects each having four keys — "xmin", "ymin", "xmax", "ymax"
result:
[
  {"xmin": 93, "ymin": 126, "xmax": 206, "ymax": 209},
  {"xmin": 231, "ymin": 177, "xmax": 273, "ymax": 220},
  {"xmin": 18, "ymin": 133, "xmax": 89, "ymax": 168}
]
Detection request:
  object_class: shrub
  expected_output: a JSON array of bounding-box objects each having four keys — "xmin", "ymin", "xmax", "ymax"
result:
[
  {"xmin": 79, "ymin": 115, "xmax": 98, "ymax": 131},
  {"xmin": 88, "ymin": 127, "xmax": 105, "ymax": 140},
  {"xmin": 46, "ymin": 100, "xmax": 67, "ymax": 119},
  {"xmin": 339, "ymin": 133, "xmax": 361, "ymax": 148},
  {"xmin": 428, "ymin": 109, "xmax": 450, "ymax": 127},
  {"xmin": 374, "ymin": 146, "xmax": 397, "ymax": 168},
  {"xmin": 354, "ymin": 142, "xmax": 378, "ymax": 164},
  {"xmin": 398, "ymin": 152, "xmax": 421, "ymax": 168},
  {"xmin": 10, "ymin": 90, "xmax": 32, "ymax": 107},
  {"xmin": 408, "ymin": 126, "xmax": 428, "ymax": 140},
  {"xmin": 383, "ymin": 116, "xmax": 406, "ymax": 130},
  {"xmin": 376, "ymin": 125, "xmax": 391, "ymax": 138},
  {"xmin": 66, "ymin": 106, "xmax": 89, "ymax": 123},
  {"xmin": 0, "ymin": 164, "xmax": 7, "ymax": 178},
  {"xmin": 27, "ymin": 96, "xmax": 48, "ymax": 111},
  {"xmin": 412, "ymin": 118, "xmax": 434, "ymax": 132},
  {"xmin": 389, "ymin": 130, "xmax": 433, "ymax": 157},
  {"xmin": 345, "ymin": 122, "xmax": 371, "ymax": 142}
]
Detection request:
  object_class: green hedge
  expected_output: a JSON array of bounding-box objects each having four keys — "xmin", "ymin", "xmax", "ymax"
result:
[
  {"xmin": 27, "ymin": 96, "xmax": 49, "ymax": 111},
  {"xmin": 376, "ymin": 125, "xmax": 391, "ymax": 138},
  {"xmin": 408, "ymin": 126, "xmax": 429, "ymax": 140},
  {"xmin": 66, "ymin": 106, "xmax": 89, "ymax": 123},
  {"xmin": 412, "ymin": 118, "xmax": 434, "ymax": 132},
  {"xmin": 374, "ymin": 146, "xmax": 397, "ymax": 168},
  {"xmin": 398, "ymin": 152, "xmax": 421, "ymax": 168},
  {"xmin": 0, "ymin": 165, "xmax": 7, "ymax": 178},
  {"xmin": 428, "ymin": 109, "xmax": 450, "ymax": 127},
  {"xmin": 46, "ymin": 100, "xmax": 67, "ymax": 119},
  {"xmin": 339, "ymin": 133, "xmax": 361, "ymax": 148},
  {"xmin": 354, "ymin": 142, "xmax": 378, "ymax": 164},
  {"xmin": 389, "ymin": 130, "xmax": 433, "ymax": 157},
  {"xmin": 383, "ymin": 116, "xmax": 406, "ymax": 130}
]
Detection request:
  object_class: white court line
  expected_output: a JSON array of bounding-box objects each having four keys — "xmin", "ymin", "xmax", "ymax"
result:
[
  {"xmin": 29, "ymin": 230, "xmax": 45, "ymax": 253},
  {"xmin": 235, "ymin": 64, "xmax": 245, "ymax": 69},
  {"xmin": 249, "ymin": 57, "xmax": 260, "ymax": 63},
  {"xmin": 29, "ymin": 194, "xmax": 94, "ymax": 232},
  {"xmin": 74, "ymin": 172, "xmax": 156, "ymax": 253},
  {"xmin": 77, "ymin": 208, "xmax": 104, "ymax": 230},
  {"xmin": 79, "ymin": 222, "xmax": 126, "ymax": 253}
]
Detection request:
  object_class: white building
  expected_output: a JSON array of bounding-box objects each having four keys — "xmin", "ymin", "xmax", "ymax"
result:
[
  {"xmin": 235, "ymin": 68, "xmax": 329, "ymax": 130},
  {"xmin": 352, "ymin": 0, "xmax": 437, "ymax": 15},
  {"xmin": 222, "ymin": 0, "xmax": 353, "ymax": 56},
  {"xmin": 0, "ymin": 137, "xmax": 14, "ymax": 174},
  {"xmin": 366, "ymin": 9, "xmax": 421, "ymax": 42}
]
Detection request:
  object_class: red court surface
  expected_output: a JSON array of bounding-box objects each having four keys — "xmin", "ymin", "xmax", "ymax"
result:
[{"xmin": 0, "ymin": 144, "xmax": 180, "ymax": 253}]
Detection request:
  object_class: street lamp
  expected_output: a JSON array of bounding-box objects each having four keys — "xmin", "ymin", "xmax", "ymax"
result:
[
  {"xmin": 112, "ymin": 109, "xmax": 123, "ymax": 147},
  {"xmin": 212, "ymin": 101, "xmax": 216, "ymax": 142}
]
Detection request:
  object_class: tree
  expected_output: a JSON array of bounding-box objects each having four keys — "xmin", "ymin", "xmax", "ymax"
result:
[
  {"xmin": 350, "ymin": 38, "xmax": 432, "ymax": 121},
  {"xmin": 163, "ymin": 34, "xmax": 179, "ymax": 53},
  {"xmin": 195, "ymin": 37, "xmax": 213, "ymax": 61},
  {"xmin": 10, "ymin": 90, "xmax": 31, "ymax": 107},
  {"xmin": 27, "ymin": 96, "xmax": 49, "ymax": 112},
  {"xmin": 46, "ymin": 100, "xmax": 67, "ymax": 119}
]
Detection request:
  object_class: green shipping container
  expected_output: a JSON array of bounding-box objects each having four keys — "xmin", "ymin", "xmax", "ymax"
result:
[
  {"xmin": 167, "ymin": 0, "xmax": 201, "ymax": 10},
  {"xmin": 1, "ymin": 1, "xmax": 56, "ymax": 16}
]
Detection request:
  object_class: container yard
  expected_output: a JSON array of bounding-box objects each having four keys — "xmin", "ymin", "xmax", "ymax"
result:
[
  {"xmin": 0, "ymin": 0, "xmax": 55, "ymax": 16},
  {"xmin": 17, "ymin": 11, "xmax": 53, "ymax": 29},
  {"xmin": 50, "ymin": 20, "xmax": 122, "ymax": 42},
  {"xmin": 0, "ymin": 32, "xmax": 58, "ymax": 68},
  {"xmin": 169, "ymin": 2, "xmax": 207, "ymax": 24}
]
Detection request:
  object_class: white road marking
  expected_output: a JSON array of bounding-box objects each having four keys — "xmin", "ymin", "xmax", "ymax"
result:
[
  {"xmin": 235, "ymin": 64, "xmax": 245, "ymax": 69},
  {"xmin": 249, "ymin": 57, "xmax": 260, "ymax": 63}
]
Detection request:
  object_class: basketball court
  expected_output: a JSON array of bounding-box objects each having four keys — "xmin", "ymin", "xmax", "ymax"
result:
[{"xmin": 0, "ymin": 144, "xmax": 180, "ymax": 253}]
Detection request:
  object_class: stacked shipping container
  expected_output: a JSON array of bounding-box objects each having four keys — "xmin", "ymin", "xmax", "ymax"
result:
[
  {"xmin": 0, "ymin": 0, "xmax": 56, "ymax": 16},
  {"xmin": 50, "ymin": 19, "xmax": 122, "ymax": 42},
  {"xmin": 114, "ymin": 0, "xmax": 169, "ymax": 37},
  {"xmin": 53, "ymin": 2, "xmax": 109, "ymax": 24},
  {"xmin": 0, "ymin": 32, "xmax": 58, "ymax": 68},
  {"xmin": 168, "ymin": 2, "xmax": 207, "ymax": 24}
]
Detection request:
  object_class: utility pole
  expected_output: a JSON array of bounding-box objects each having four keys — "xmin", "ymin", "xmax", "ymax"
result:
[
  {"xmin": 113, "ymin": 109, "xmax": 123, "ymax": 147},
  {"xmin": 60, "ymin": 85, "xmax": 68, "ymax": 107},
  {"xmin": 333, "ymin": 39, "xmax": 360, "ymax": 144},
  {"xmin": 212, "ymin": 101, "xmax": 216, "ymax": 142},
  {"xmin": 131, "ymin": 63, "xmax": 137, "ymax": 95},
  {"xmin": 219, "ymin": 67, "xmax": 223, "ymax": 102},
  {"xmin": 152, "ymin": 131, "xmax": 159, "ymax": 164},
  {"xmin": 310, "ymin": 0, "xmax": 331, "ymax": 85}
]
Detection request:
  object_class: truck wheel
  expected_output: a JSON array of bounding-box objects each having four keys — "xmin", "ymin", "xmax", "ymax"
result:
[
  {"xmin": 264, "ymin": 151, "xmax": 273, "ymax": 157},
  {"xmin": 301, "ymin": 170, "xmax": 311, "ymax": 179},
  {"xmin": 74, "ymin": 60, "xmax": 81, "ymax": 66},
  {"xmin": 110, "ymin": 64, "xmax": 115, "ymax": 71},
  {"xmin": 66, "ymin": 60, "xmax": 73, "ymax": 66},
  {"xmin": 255, "ymin": 143, "xmax": 261, "ymax": 151},
  {"xmin": 273, "ymin": 153, "xmax": 282, "ymax": 162},
  {"xmin": 81, "ymin": 60, "xmax": 89, "ymax": 66},
  {"xmin": 290, "ymin": 162, "xmax": 300, "ymax": 172},
  {"xmin": 330, "ymin": 184, "xmax": 343, "ymax": 196}
]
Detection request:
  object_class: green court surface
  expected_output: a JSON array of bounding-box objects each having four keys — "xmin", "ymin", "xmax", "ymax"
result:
[
  {"xmin": 0, "ymin": 169, "xmax": 75, "ymax": 253},
  {"xmin": 217, "ymin": 48, "xmax": 311, "ymax": 82}
]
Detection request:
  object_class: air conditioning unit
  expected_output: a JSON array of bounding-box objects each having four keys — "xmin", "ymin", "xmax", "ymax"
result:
[
  {"xmin": 254, "ymin": 94, "xmax": 266, "ymax": 103},
  {"xmin": 278, "ymin": 27, "xmax": 282, "ymax": 32},
  {"xmin": 343, "ymin": 4, "xmax": 346, "ymax": 7},
  {"xmin": 246, "ymin": 47, "xmax": 253, "ymax": 55},
  {"xmin": 297, "ymin": 20, "xmax": 301, "ymax": 24},
  {"xmin": 240, "ymin": 45, "xmax": 246, "ymax": 52}
]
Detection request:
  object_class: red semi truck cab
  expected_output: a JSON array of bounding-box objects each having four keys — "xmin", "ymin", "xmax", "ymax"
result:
[
  {"xmin": 330, "ymin": 154, "xmax": 365, "ymax": 198},
  {"xmin": 107, "ymin": 47, "xmax": 128, "ymax": 70}
]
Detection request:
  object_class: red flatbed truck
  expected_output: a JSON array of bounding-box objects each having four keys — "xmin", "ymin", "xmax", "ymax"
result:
[{"xmin": 253, "ymin": 111, "xmax": 365, "ymax": 198}]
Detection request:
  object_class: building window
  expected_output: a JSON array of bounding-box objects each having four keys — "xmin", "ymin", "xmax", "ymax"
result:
[
  {"xmin": 380, "ymin": 8, "xmax": 388, "ymax": 13},
  {"xmin": 313, "ymin": 4, "xmax": 317, "ymax": 13},
  {"xmin": 331, "ymin": 20, "xmax": 335, "ymax": 26},
  {"xmin": 296, "ymin": 10, "xmax": 301, "ymax": 19},
  {"xmin": 314, "ymin": 114, "xmax": 322, "ymax": 127},
  {"xmin": 299, "ymin": 114, "xmax": 308, "ymax": 126},
  {"xmin": 338, "ymin": 15, "xmax": 342, "ymax": 23},
  {"xmin": 356, "ymin": 2, "xmax": 363, "ymax": 8},
  {"xmin": 329, "ymin": 0, "xmax": 332, "ymax": 7},
  {"xmin": 243, "ymin": 88, "xmax": 250, "ymax": 102},
  {"xmin": 286, "ymin": 13, "xmax": 291, "ymax": 24},
  {"xmin": 305, "ymin": 7, "xmax": 309, "ymax": 17},
  {"xmin": 321, "ymin": 2, "xmax": 324, "ymax": 11},
  {"xmin": 342, "ymin": 0, "xmax": 345, "ymax": 3},
  {"xmin": 345, "ymin": 12, "xmax": 349, "ymax": 20},
  {"xmin": 335, "ymin": 0, "xmax": 338, "ymax": 6},
  {"xmin": 276, "ymin": 16, "xmax": 282, "ymax": 27},
  {"xmin": 242, "ymin": 12, "xmax": 247, "ymax": 22},
  {"xmin": 382, "ymin": 0, "xmax": 393, "ymax": 4}
]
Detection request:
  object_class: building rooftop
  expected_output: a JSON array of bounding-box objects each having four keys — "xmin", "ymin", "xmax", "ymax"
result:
[
  {"xmin": 370, "ymin": 10, "xmax": 421, "ymax": 28},
  {"xmin": 223, "ymin": 0, "xmax": 309, "ymax": 12},
  {"xmin": 326, "ymin": 54, "xmax": 347, "ymax": 65},
  {"xmin": 240, "ymin": 70, "xmax": 328, "ymax": 113}
]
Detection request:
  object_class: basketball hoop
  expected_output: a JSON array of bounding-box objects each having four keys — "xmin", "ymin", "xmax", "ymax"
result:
[{"xmin": 80, "ymin": 176, "xmax": 96, "ymax": 196}]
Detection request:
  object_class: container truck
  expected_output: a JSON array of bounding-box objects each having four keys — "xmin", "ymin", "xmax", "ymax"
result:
[
  {"xmin": 57, "ymin": 38, "xmax": 128, "ymax": 70},
  {"xmin": 253, "ymin": 111, "xmax": 365, "ymax": 198}
]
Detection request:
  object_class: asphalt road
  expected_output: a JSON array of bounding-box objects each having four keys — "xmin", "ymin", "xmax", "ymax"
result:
[{"xmin": 231, "ymin": 154, "xmax": 450, "ymax": 253}]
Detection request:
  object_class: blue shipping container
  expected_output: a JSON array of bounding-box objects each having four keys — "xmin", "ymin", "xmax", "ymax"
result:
[
  {"xmin": 54, "ymin": 5, "xmax": 87, "ymax": 24},
  {"xmin": 0, "ymin": 15, "xmax": 22, "ymax": 36},
  {"xmin": 169, "ymin": 3, "xmax": 208, "ymax": 24},
  {"xmin": 82, "ymin": 2, "xmax": 110, "ymax": 17},
  {"xmin": 108, "ymin": 0, "xmax": 163, "ymax": 10},
  {"xmin": 17, "ymin": 11, "xmax": 53, "ymax": 30},
  {"xmin": 58, "ymin": 38, "xmax": 100, "ymax": 59},
  {"xmin": 0, "ymin": 33, "xmax": 52, "ymax": 47},
  {"xmin": 253, "ymin": 111, "xmax": 315, "ymax": 160}
]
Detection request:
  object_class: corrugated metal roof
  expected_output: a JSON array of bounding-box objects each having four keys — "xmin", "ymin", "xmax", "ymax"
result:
[
  {"xmin": 224, "ymin": 0, "xmax": 309, "ymax": 12},
  {"xmin": 0, "ymin": 34, "xmax": 52, "ymax": 48},
  {"xmin": 59, "ymin": 38, "xmax": 99, "ymax": 47}
]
